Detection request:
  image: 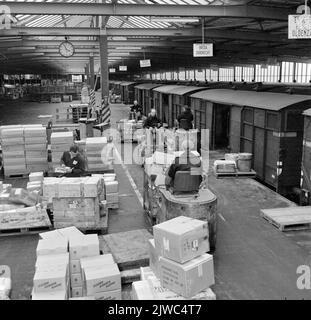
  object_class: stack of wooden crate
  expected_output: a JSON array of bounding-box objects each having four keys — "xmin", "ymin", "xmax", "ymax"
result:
[
  {"xmin": 50, "ymin": 131, "xmax": 74, "ymax": 169},
  {"xmin": 24, "ymin": 127, "xmax": 48, "ymax": 173}
]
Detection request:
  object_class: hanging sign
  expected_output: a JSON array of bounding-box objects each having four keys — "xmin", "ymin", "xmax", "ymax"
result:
[
  {"xmin": 193, "ymin": 43, "xmax": 213, "ymax": 57},
  {"xmin": 109, "ymin": 68, "xmax": 116, "ymax": 73},
  {"xmin": 288, "ymin": 14, "xmax": 311, "ymax": 39},
  {"xmin": 140, "ymin": 59, "xmax": 151, "ymax": 68},
  {"xmin": 119, "ymin": 65, "xmax": 127, "ymax": 71}
]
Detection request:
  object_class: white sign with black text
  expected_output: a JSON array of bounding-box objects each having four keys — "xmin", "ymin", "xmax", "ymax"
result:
[
  {"xmin": 288, "ymin": 14, "xmax": 311, "ymax": 39},
  {"xmin": 119, "ymin": 65, "xmax": 127, "ymax": 71},
  {"xmin": 140, "ymin": 59, "xmax": 151, "ymax": 68},
  {"xmin": 109, "ymin": 68, "xmax": 116, "ymax": 73},
  {"xmin": 193, "ymin": 43, "xmax": 213, "ymax": 57}
]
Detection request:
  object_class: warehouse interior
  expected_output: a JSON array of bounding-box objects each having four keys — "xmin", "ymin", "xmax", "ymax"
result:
[{"xmin": 1, "ymin": 0, "xmax": 311, "ymax": 302}]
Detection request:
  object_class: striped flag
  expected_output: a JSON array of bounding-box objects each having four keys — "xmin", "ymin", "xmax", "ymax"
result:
[
  {"xmin": 89, "ymin": 89, "xmax": 96, "ymax": 111},
  {"xmin": 101, "ymin": 98, "xmax": 111, "ymax": 124}
]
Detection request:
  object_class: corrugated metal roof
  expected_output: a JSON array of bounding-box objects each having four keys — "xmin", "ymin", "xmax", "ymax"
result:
[
  {"xmin": 120, "ymin": 81, "xmax": 137, "ymax": 86},
  {"xmin": 165, "ymin": 85, "xmax": 205, "ymax": 95},
  {"xmin": 190, "ymin": 89, "xmax": 311, "ymax": 111},
  {"xmin": 304, "ymin": 108, "xmax": 311, "ymax": 116},
  {"xmin": 153, "ymin": 85, "xmax": 182, "ymax": 93},
  {"xmin": 135, "ymin": 83, "xmax": 162, "ymax": 90}
]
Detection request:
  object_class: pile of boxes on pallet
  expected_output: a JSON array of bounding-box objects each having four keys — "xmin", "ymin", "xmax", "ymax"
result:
[
  {"xmin": 50, "ymin": 131, "xmax": 74, "ymax": 170},
  {"xmin": 42, "ymin": 176, "xmax": 105, "ymax": 229},
  {"xmin": 0, "ymin": 125, "xmax": 47, "ymax": 177},
  {"xmin": 32, "ymin": 227, "xmax": 121, "ymax": 300},
  {"xmin": 132, "ymin": 216, "xmax": 216, "ymax": 300},
  {"xmin": 24, "ymin": 127, "xmax": 48, "ymax": 173},
  {"xmin": 85, "ymin": 137, "xmax": 114, "ymax": 172},
  {"xmin": 93, "ymin": 173, "xmax": 119, "ymax": 209}
]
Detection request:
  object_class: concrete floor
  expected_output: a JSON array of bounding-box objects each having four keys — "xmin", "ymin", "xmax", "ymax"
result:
[{"xmin": 0, "ymin": 99, "xmax": 311, "ymax": 300}]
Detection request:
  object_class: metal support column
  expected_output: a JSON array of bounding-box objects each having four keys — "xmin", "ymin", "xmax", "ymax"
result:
[{"xmin": 89, "ymin": 54, "xmax": 95, "ymax": 89}]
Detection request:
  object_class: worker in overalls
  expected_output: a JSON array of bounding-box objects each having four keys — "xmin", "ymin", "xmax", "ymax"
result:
[{"xmin": 143, "ymin": 109, "xmax": 162, "ymax": 129}]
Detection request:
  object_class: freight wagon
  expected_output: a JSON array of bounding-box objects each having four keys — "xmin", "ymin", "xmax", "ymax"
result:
[
  {"xmin": 189, "ymin": 89, "xmax": 311, "ymax": 197},
  {"xmin": 120, "ymin": 81, "xmax": 137, "ymax": 105},
  {"xmin": 134, "ymin": 83, "xmax": 162, "ymax": 116}
]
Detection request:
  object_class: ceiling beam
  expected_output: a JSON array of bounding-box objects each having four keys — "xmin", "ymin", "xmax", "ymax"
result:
[
  {"xmin": 0, "ymin": 27, "xmax": 294, "ymax": 43},
  {"xmin": 4, "ymin": 3, "xmax": 292, "ymax": 21}
]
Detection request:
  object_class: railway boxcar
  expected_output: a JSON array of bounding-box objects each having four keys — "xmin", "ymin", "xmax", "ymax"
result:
[
  {"xmin": 120, "ymin": 81, "xmax": 137, "ymax": 104},
  {"xmin": 190, "ymin": 89, "xmax": 311, "ymax": 197},
  {"xmin": 134, "ymin": 83, "xmax": 162, "ymax": 116}
]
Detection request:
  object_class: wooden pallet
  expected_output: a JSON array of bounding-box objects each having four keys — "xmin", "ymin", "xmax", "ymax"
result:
[
  {"xmin": 0, "ymin": 225, "xmax": 52, "ymax": 237},
  {"xmin": 261, "ymin": 206, "xmax": 311, "ymax": 231},
  {"xmin": 214, "ymin": 168, "xmax": 257, "ymax": 179},
  {"xmin": 4, "ymin": 173, "xmax": 29, "ymax": 180}
]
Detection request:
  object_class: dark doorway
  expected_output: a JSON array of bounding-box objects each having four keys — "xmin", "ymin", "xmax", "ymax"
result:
[{"xmin": 213, "ymin": 104, "xmax": 230, "ymax": 149}]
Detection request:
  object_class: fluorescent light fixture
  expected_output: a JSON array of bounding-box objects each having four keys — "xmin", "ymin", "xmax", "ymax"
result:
[
  {"xmin": 111, "ymin": 36, "xmax": 127, "ymax": 41},
  {"xmin": 22, "ymin": 53, "xmax": 45, "ymax": 57},
  {"xmin": 108, "ymin": 53, "xmax": 130, "ymax": 56},
  {"xmin": 150, "ymin": 17, "xmax": 199, "ymax": 23},
  {"xmin": 114, "ymin": 47, "xmax": 142, "ymax": 50},
  {"xmin": 7, "ymin": 47, "xmax": 36, "ymax": 51}
]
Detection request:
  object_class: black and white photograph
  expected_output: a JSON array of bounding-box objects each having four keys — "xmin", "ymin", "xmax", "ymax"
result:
[{"xmin": 0, "ymin": 0, "xmax": 311, "ymax": 311}]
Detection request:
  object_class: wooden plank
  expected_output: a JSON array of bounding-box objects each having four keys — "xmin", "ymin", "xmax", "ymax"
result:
[
  {"xmin": 121, "ymin": 268, "xmax": 141, "ymax": 285},
  {"xmin": 0, "ymin": 225, "xmax": 52, "ymax": 237},
  {"xmin": 99, "ymin": 229, "xmax": 153, "ymax": 271}
]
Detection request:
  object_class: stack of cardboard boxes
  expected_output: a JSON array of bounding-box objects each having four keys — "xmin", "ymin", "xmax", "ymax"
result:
[
  {"xmin": 27, "ymin": 172, "xmax": 44, "ymax": 196},
  {"xmin": 24, "ymin": 127, "xmax": 48, "ymax": 173},
  {"xmin": 132, "ymin": 216, "xmax": 216, "ymax": 300},
  {"xmin": 50, "ymin": 131, "xmax": 74, "ymax": 169},
  {"xmin": 36, "ymin": 227, "xmax": 121, "ymax": 300},
  {"xmin": 85, "ymin": 137, "xmax": 113, "ymax": 171},
  {"xmin": 42, "ymin": 176, "xmax": 103, "ymax": 229}
]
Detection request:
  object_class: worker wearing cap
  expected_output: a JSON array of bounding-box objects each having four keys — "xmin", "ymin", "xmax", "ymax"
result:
[
  {"xmin": 165, "ymin": 140, "xmax": 202, "ymax": 190},
  {"xmin": 177, "ymin": 105, "xmax": 194, "ymax": 131},
  {"xmin": 60, "ymin": 145, "xmax": 86, "ymax": 177}
]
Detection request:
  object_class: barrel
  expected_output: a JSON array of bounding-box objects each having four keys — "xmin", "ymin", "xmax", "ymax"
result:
[{"xmin": 237, "ymin": 153, "xmax": 252, "ymax": 172}]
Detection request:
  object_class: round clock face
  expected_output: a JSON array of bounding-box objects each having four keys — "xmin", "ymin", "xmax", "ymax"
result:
[{"xmin": 59, "ymin": 41, "xmax": 75, "ymax": 58}]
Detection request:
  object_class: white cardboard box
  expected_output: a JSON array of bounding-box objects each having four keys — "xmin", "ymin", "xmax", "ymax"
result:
[
  {"xmin": 159, "ymin": 253, "xmax": 215, "ymax": 298},
  {"xmin": 89, "ymin": 289, "xmax": 121, "ymax": 300},
  {"xmin": 32, "ymin": 289, "xmax": 68, "ymax": 300},
  {"xmin": 106, "ymin": 192, "xmax": 119, "ymax": 204},
  {"xmin": 80, "ymin": 254, "xmax": 115, "ymax": 270},
  {"xmin": 71, "ymin": 286, "xmax": 84, "ymax": 298},
  {"xmin": 153, "ymin": 216, "xmax": 209, "ymax": 264},
  {"xmin": 148, "ymin": 239, "xmax": 160, "ymax": 277},
  {"xmin": 36, "ymin": 237, "xmax": 68, "ymax": 256},
  {"xmin": 29, "ymin": 172, "xmax": 44, "ymax": 182},
  {"xmin": 84, "ymin": 263, "xmax": 121, "ymax": 295},
  {"xmin": 105, "ymin": 181, "xmax": 118, "ymax": 194},
  {"xmin": 33, "ymin": 265, "xmax": 68, "ymax": 293},
  {"xmin": 69, "ymin": 296, "xmax": 95, "ymax": 300},
  {"xmin": 69, "ymin": 234, "xmax": 99, "ymax": 260},
  {"xmin": 35, "ymin": 253, "xmax": 69, "ymax": 269}
]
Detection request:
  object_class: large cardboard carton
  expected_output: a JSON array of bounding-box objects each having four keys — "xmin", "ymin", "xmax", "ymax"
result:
[
  {"xmin": 159, "ymin": 253, "xmax": 215, "ymax": 298},
  {"xmin": 80, "ymin": 254, "xmax": 115, "ymax": 271},
  {"xmin": 89, "ymin": 289, "xmax": 121, "ymax": 300},
  {"xmin": 153, "ymin": 216, "xmax": 209, "ymax": 264},
  {"xmin": 70, "ymin": 260, "xmax": 81, "ymax": 274},
  {"xmin": 35, "ymin": 253, "xmax": 69, "ymax": 269},
  {"xmin": 32, "ymin": 289, "xmax": 68, "ymax": 300},
  {"xmin": 36, "ymin": 237, "xmax": 68, "ymax": 256},
  {"xmin": 71, "ymin": 286, "xmax": 83, "ymax": 298},
  {"xmin": 84, "ymin": 263, "xmax": 121, "ymax": 295},
  {"xmin": 69, "ymin": 234, "xmax": 99, "ymax": 260},
  {"xmin": 105, "ymin": 181, "xmax": 118, "ymax": 194},
  {"xmin": 71, "ymin": 273, "xmax": 83, "ymax": 288},
  {"xmin": 33, "ymin": 265, "xmax": 68, "ymax": 293}
]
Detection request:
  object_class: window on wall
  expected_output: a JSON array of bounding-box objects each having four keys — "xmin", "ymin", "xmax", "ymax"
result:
[
  {"xmin": 156, "ymin": 73, "xmax": 161, "ymax": 80},
  {"xmin": 195, "ymin": 69, "xmax": 205, "ymax": 81},
  {"xmin": 235, "ymin": 66, "xmax": 242, "ymax": 81},
  {"xmin": 255, "ymin": 64, "xmax": 280, "ymax": 82},
  {"xmin": 295, "ymin": 62, "xmax": 311, "ymax": 83},
  {"xmin": 219, "ymin": 68, "xmax": 234, "ymax": 82},
  {"xmin": 243, "ymin": 66, "xmax": 254, "ymax": 82},
  {"xmin": 210, "ymin": 69, "xmax": 218, "ymax": 81},
  {"xmin": 165, "ymin": 72, "xmax": 172, "ymax": 80},
  {"xmin": 173, "ymin": 71, "xmax": 179, "ymax": 80},
  {"xmin": 179, "ymin": 70, "xmax": 185, "ymax": 80},
  {"xmin": 281, "ymin": 61, "xmax": 294, "ymax": 83},
  {"xmin": 189, "ymin": 69, "xmax": 195, "ymax": 80},
  {"xmin": 205, "ymin": 69, "xmax": 211, "ymax": 81}
]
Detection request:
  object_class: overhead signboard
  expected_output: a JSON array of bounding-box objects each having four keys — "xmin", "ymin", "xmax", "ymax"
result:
[
  {"xmin": 288, "ymin": 14, "xmax": 311, "ymax": 39},
  {"xmin": 109, "ymin": 68, "xmax": 116, "ymax": 73},
  {"xmin": 119, "ymin": 65, "xmax": 127, "ymax": 71},
  {"xmin": 193, "ymin": 43, "xmax": 213, "ymax": 57},
  {"xmin": 140, "ymin": 59, "xmax": 151, "ymax": 68}
]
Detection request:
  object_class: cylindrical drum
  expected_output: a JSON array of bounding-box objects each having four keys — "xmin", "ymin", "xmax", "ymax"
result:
[{"xmin": 237, "ymin": 153, "xmax": 252, "ymax": 172}]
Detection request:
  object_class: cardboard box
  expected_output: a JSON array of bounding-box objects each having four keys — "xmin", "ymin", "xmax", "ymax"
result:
[
  {"xmin": 33, "ymin": 265, "xmax": 68, "ymax": 293},
  {"xmin": 36, "ymin": 237, "xmax": 68, "ymax": 256},
  {"xmin": 106, "ymin": 193, "xmax": 119, "ymax": 204},
  {"xmin": 84, "ymin": 263, "xmax": 121, "ymax": 295},
  {"xmin": 69, "ymin": 234, "xmax": 99, "ymax": 260},
  {"xmin": 105, "ymin": 181, "xmax": 118, "ymax": 194},
  {"xmin": 159, "ymin": 253, "xmax": 215, "ymax": 298},
  {"xmin": 71, "ymin": 286, "xmax": 83, "ymax": 298},
  {"xmin": 80, "ymin": 254, "xmax": 115, "ymax": 271},
  {"xmin": 32, "ymin": 289, "xmax": 68, "ymax": 300},
  {"xmin": 148, "ymin": 239, "xmax": 160, "ymax": 277},
  {"xmin": 35, "ymin": 253, "xmax": 69, "ymax": 269},
  {"xmin": 71, "ymin": 273, "xmax": 83, "ymax": 288},
  {"xmin": 70, "ymin": 260, "xmax": 81, "ymax": 274},
  {"xmin": 140, "ymin": 267, "xmax": 157, "ymax": 281},
  {"xmin": 69, "ymin": 296, "xmax": 95, "ymax": 300},
  {"xmin": 89, "ymin": 289, "xmax": 121, "ymax": 300},
  {"xmin": 153, "ymin": 216, "xmax": 209, "ymax": 264},
  {"xmin": 132, "ymin": 280, "xmax": 155, "ymax": 300}
]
